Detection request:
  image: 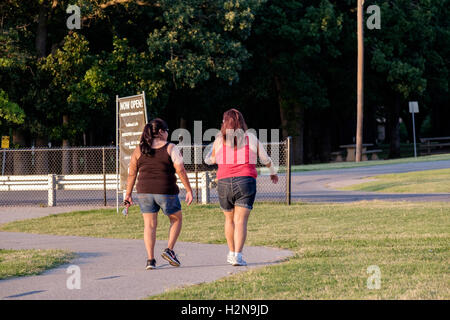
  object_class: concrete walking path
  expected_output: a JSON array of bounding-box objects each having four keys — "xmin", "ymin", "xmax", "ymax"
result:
[{"xmin": 0, "ymin": 232, "xmax": 293, "ymax": 300}]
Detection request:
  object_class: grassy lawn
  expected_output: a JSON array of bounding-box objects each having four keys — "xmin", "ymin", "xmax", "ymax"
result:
[
  {"xmin": 339, "ymin": 168, "xmax": 450, "ymax": 193},
  {"xmin": 1, "ymin": 201, "xmax": 449, "ymax": 299},
  {"xmin": 0, "ymin": 249, "xmax": 75, "ymax": 280}
]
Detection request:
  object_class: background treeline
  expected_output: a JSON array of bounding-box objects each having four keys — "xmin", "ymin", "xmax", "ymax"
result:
[{"xmin": 0, "ymin": 0, "xmax": 448, "ymax": 164}]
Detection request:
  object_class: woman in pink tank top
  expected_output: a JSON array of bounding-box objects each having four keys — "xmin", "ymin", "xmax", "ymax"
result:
[{"xmin": 206, "ymin": 109, "xmax": 278, "ymax": 266}]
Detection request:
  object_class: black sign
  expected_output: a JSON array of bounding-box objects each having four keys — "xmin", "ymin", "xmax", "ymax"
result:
[{"xmin": 117, "ymin": 93, "xmax": 147, "ymax": 190}]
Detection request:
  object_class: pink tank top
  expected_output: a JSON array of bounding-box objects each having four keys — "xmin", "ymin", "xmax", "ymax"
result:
[{"xmin": 216, "ymin": 135, "xmax": 257, "ymax": 180}]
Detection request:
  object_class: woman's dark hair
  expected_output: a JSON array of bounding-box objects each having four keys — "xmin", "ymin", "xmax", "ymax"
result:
[
  {"xmin": 140, "ymin": 118, "xmax": 169, "ymax": 156},
  {"xmin": 221, "ymin": 108, "xmax": 248, "ymax": 148}
]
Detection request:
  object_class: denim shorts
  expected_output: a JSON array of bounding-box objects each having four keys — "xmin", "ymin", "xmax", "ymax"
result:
[
  {"xmin": 217, "ymin": 176, "xmax": 257, "ymax": 211},
  {"xmin": 136, "ymin": 193, "xmax": 181, "ymax": 215}
]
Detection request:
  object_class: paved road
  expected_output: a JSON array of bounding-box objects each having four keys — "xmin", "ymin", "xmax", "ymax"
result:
[
  {"xmin": 289, "ymin": 160, "xmax": 450, "ymax": 202},
  {"xmin": 4, "ymin": 159, "xmax": 448, "ymax": 206}
]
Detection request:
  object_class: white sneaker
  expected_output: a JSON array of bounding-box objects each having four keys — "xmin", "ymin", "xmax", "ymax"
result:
[
  {"xmin": 233, "ymin": 253, "xmax": 247, "ymax": 266},
  {"xmin": 227, "ymin": 252, "xmax": 235, "ymax": 265}
]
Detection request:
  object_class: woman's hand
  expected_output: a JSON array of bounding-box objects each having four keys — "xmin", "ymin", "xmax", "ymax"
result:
[
  {"xmin": 185, "ymin": 190, "xmax": 193, "ymax": 206},
  {"xmin": 270, "ymin": 174, "xmax": 278, "ymax": 184},
  {"xmin": 124, "ymin": 194, "xmax": 133, "ymax": 206}
]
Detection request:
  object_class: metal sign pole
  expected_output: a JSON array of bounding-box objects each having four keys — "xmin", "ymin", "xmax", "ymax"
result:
[
  {"xmin": 116, "ymin": 95, "xmax": 119, "ymax": 213},
  {"xmin": 409, "ymin": 101, "xmax": 419, "ymax": 158},
  {"xmin": 142, "ymin": 91, "xmax": 148, "ymax": 123},
  {"xmin": 412, "ymin": 111, "xmax": 417, "ymax": 158},
  {"xmin": 1, "ymin": 150, "xmax": 5, "ymax": 176},
  {"xmin": 286, "ymin": 136, "xmax": 292, "ymax": 205}
]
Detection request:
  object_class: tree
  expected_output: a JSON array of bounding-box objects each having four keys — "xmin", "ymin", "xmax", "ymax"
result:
[
  {"xmin": 250, "ymin": 0, "xmax": 343, "ymax": 164},
  {"xmin": 0, "ymin": 89, "xmax": 25, "ymax": 127},
  {"xmin": 145, "ymin": 0, "xmax": 263, "ymax": 128},
  {"xmin": 366, "ymin": 0, "xmax": 431, "ymax": 158}
]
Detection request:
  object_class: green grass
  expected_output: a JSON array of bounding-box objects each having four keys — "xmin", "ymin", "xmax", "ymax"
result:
[
  {"xmin": 1, "ymin": 201, "xmax": 449, "ymax": 299},
  {"xmin": 0, "ymin": 249, "xmax": 75, "ymax": 280},
  {"xmin": 339, "ymin": 168, "xmax": 450, "ymax": 193}
]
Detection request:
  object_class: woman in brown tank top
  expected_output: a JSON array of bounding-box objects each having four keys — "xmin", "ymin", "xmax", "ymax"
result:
[{"xmin": 125, "ymin": 118, "xmax": 193, "ymax": 270}]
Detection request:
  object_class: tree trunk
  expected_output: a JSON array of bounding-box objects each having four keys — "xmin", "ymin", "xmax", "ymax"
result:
[
  {"xmin": 388, "ymin": 97, "xmax": 401, "ymax": 159},
  {"xmin": 71, "ymin": 149, "xmax": 80, "ymax": 174},
  {"xmin": 320, "ymin": 115, "xmax": 332, "ymax": 162},
  {"xmin": 180, "ymin": 117, "xmax": 187, "ymax": 129},
  {"xmin": 35, "ymin": 136, "xmax": 49, "ymax": 174},
  {"xmin": 274, "ymin": 76, "xmax": 288, "ymax": 140},
  {"xmin": 12, "ymin": 129, "xmax": 28, "ymax": 175},
  {"xmin": 291, "ymin": 102, "xmax": 304, "ymax": 165},
  {"xmin": 36, "ymin": 2, "xmax": 48, "ymax": 58},
  {"xmin": 274, "ymin": 75, "xmax": 304, "ymax": 164},
  {"xmin": 62, "ymin": 114, "xmax": 71, "ymax": 174}
]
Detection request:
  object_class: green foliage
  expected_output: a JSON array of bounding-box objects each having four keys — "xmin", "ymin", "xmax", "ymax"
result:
[
  {"xmin": 368, "ymin": 0, "xmax": 432, "ymax": 100},
  {"xmin": 0, "ymin": 29, "xmax": 30, "ymax": 69},
  {"xmin": 147, "ymin": 0, "xmax": 262, "ymax": 89},
  {"xmin": 0, "ymin": 89, "xmax": 25, "ymax": 125},
  {"xmin": 0, "ymin": 0, "xmax": 448, "ymax": 152},
  {"xmin": 40, "ymin": 32, "xmax": 96, "ymax": 140}
]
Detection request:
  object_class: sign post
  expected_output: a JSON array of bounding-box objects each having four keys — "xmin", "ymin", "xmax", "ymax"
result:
[
  {"xmin": 116, "ymin": 92, "xmax": 148, "ymax": 213},
  {"xmin": 409, "ymin": 101, "xmax": 419, "ymax": 158},
  {"xmin": 1, "ymin": 136, "xmax": 9, "ymax": 176}
]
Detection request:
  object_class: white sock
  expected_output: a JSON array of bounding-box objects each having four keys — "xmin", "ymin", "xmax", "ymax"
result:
[{"xmin": 228, "ymin": 251, "xmax": 236, "ymax": 256}]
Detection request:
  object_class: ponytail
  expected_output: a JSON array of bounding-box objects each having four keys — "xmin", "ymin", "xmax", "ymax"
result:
[{"xmin": 140, "ymin": 118, "xmax": 169, "ymax": 156}]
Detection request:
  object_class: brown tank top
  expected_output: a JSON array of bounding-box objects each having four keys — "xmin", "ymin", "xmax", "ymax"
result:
[{"xmin": 136, "ymin": 142, "xmax": 179, "ymax": 195}]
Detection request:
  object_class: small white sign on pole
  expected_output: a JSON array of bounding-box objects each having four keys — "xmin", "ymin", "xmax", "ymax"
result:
[
  {"xmin": 409, "ymin": 101, "xmax": 419, "ymax": 113},
  {"xmin": 409, "ymin": 101, "xmax": 419, "ymax": 158}
]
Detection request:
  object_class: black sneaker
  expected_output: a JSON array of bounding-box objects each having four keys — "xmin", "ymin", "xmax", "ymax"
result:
[
  {"xmin": 146, "ymin": 259, "xmax": 156, "ymax": 270},
  {"xmin": 161, "ymin": 248, "xmax": 181, "ymax": 267}
]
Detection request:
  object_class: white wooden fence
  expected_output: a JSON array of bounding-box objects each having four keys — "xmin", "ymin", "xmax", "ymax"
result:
[{"xmin": 0, "ymin": 172, "xmax": 215, "ymax": 206}]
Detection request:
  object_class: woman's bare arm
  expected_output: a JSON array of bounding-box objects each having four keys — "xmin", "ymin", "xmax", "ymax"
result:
[
  {"xmin": 204, "ymin": 137, "xmax": 219, "ymax": 165},
  {"xmin": 125, "ymin": 146, "xmax": 141, "ymax": 202},
  {"xmin": 250, "ymin": 134, "xmax": 278, "ymax": 183},
  {"xmin": 168, "ymin": 144, "xmax": 193, "ymax": 205}
]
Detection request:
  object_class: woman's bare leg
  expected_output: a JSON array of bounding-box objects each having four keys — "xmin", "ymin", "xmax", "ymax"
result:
[
  {"xmin": 143, "ymin": 213, "xmax": 158, "ymax": 259},
  {"xmin": 223, "ymin": 210, "xmax": 235, "ymax": 252},
  {"xmin": 167, "ymin": 211, "xmax": 182, "ymax": 250},
  {"xmin": 233, "ymin": 206, "xmax": 251, "ymax": 254}
]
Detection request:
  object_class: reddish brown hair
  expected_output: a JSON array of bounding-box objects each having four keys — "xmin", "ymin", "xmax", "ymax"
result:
[{"xmin": 221, "ymin": 108, "xmax": 248, "ymax": 147}]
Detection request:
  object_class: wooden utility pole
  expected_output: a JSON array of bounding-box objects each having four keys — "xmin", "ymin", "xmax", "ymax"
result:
[{"xmin": 355, "ymin": 0, "xmax": 364, "ymax": 162}]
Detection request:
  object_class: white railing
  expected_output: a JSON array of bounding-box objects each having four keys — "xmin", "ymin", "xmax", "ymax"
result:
[{"xmin": 0, "ymin": 172, "xmax": 215, "ymax": 206}]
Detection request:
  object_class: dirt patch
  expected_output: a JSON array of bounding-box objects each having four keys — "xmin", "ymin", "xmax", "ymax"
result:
[{"xmin": 326, "ymin": 178, "xmax": 378, "ymax": 189}]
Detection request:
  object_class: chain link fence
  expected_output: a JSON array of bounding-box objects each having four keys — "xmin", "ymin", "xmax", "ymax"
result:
[
  {"xmin": 179, "ymin": 139, "xmax": 289, "ymax": 204},
  {"xmin": 0, "ymin": 147, "xmax": 117, "ymax": 207},
  {"xmin": 0, "ymin": 139, "xmax": 291, "ymax": 207}
]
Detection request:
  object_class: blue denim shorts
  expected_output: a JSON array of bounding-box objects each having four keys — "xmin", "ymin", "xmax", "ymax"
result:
[
  {"xmin": 136, "ymin": 193, "xmax": 181, "ymax": 215},
  {"xmin": 217, "ymin": 176, "xmax": 257, "ymax": 211}
]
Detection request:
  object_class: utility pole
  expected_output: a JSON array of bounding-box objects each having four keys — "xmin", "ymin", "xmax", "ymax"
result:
[{"xmin": 355, "ymin": 0, "xmax": 364, "ymax": 162}]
